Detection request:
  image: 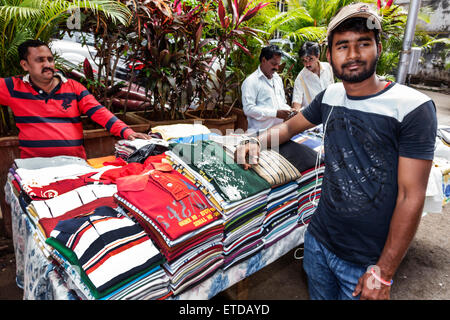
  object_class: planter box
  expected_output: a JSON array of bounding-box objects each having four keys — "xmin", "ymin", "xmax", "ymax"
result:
[
  {"xmin": 231, "ymin": 107, "xmax": 248, "ymax": 132},
  {"xmin": 0, "ymin": 136, "xmax": 20, "ymax": 237},
  {"xmin": 130, "ymin": 111, "xmax": 203, "ymax": 129},
  {"xmin": 185, "ymin": 110, "xmax": 237, "ymax": 135}
]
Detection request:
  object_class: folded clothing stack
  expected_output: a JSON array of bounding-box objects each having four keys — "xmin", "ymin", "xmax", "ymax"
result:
[
  {"xmin": 9, "ymin": 155, "xmax": 172, "ymax": 300},
  {"xmin": 278, "ymin": 140, "xmax": 325, "ymax": 226},
  {"xmin": 167, "ymin": 140, "xmax": 272, "ymax": 270},
  {"xmin": 261, "ymin": 140, "xmax": 324, "ymax": 248},
  {"xmin": 297, "ymin": 164, "xmax": 325, "ymax": 226},
  {"xmin": 115, "ymin": 138, "xmax": 169, "ymax": 162},
  {"xmin": 47, "ymin": 206, "xmax": 168, "ymax": 299},
  {"xmin": 150, "ymin": 123, "xmax": 211, "ymax": 141},
  {"xmin": 263, "ymin": 181, "xmax": 300, "ymax": 249},
  {"xmin": 113, "ymin": 160, "xmax": 224, "ymax": 296}
]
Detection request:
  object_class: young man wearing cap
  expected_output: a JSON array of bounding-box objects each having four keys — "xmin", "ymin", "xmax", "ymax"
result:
[
  {"xmin": 292, "ymin": 41, "xmax": 334, "ymax": 111},
  {"xmin": 241, "ymin": 45, "xmax": 296, "ymax": 133},
  {"xmin": 235, "ymin": 3, "xmax": 437, "ymax": 300},
  {"xmin": 0, "ymin": 39, "xmax": 150, "ymax": 159}
]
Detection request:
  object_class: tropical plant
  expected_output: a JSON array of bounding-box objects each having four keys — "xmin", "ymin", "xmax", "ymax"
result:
[
  {"xmin": 268, "ymin": 0, "xmax": 358, "ymax": 45},
  {"xmin": 59, "ymin": 2, "xmax": 134, "ymax": 111},
  {"xmin": 226, "ymin": 0, "xmax": 276, "ymax": 106},
  {"xmin": 374, "ymin": 1, "xmax": 408, "ymax": 79},
  {"xmin": 374, "ymin": 1, "xmax": 448, "ymax": 80},
  {"xmin": 245, "ymin": 0, "xmax": 360, "ymax": 102},
  {"xmin": 121, "ymin": 0, "xmax": 215, "ymax": 120},
  {"xmin": 201, "ymin": 0, "xmax": 269, "ymax": 118},
  {"xmin": 419, "ymin": 37, "xmax": 450, "ymax": 71},
  {"xmin": 80, "ymin": 57, "xmax": 126, "ymax": 110}
]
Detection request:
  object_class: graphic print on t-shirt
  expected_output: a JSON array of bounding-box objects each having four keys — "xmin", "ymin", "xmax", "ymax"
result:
[{"xmin": 322, "ymin": 106, "xmax": 396, "ymax": 218}]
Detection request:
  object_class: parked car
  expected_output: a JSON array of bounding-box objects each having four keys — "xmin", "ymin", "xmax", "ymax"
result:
[{"xmin": 50, "ymin": 32, "xmax": 130, "ymax": 81}]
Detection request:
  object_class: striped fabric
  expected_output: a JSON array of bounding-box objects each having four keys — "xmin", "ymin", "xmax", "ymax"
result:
[
  {"xmin": 0, "ymin": 75, "xmax": 134, "ymax": 158},
  {"xmin": 251, "ymin": 150, "xmax": 302, "ymax": 186},
  {"xmin": 47, "ymin": 206, "xmax": 164, "ymax": 297}
]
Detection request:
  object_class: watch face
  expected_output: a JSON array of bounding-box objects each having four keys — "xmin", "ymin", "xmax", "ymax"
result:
[{"xmin": 288, "ymin": 110, "xmax": 298, "ymax": 119}]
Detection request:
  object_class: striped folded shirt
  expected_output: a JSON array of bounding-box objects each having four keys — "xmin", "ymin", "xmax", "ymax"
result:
[{"xmin": 47, "ymin": 206, "xmax": 164, "ymax": 297}]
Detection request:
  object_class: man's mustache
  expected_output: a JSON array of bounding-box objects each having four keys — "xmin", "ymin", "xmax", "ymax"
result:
[
  {"xmin": 341, "ymin": 60, "xmax": 366, "ymax": 68},
  {"xmin": 42, "ymin": 67, "xmax": 54, "ymax": 74}
]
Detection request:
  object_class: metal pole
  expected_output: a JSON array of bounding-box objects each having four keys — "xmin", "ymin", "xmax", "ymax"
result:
[{"xmin": 396, "ymin": 0, "xmax": 422, "ymax": 84}]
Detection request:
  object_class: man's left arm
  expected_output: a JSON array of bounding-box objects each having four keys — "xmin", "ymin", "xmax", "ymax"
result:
[
  {"xmin": 353, "ymin": 156, "xmax": 432, "ymax": 300},
  {"xmin": 76, "ymin": 82, "xmax": 149, "ymax": 140}
]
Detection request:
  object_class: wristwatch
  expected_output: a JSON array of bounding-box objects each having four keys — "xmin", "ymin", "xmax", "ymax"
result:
[{"xmin": 239, "ymin": 136, "xmax": 260, "ymax": 147}]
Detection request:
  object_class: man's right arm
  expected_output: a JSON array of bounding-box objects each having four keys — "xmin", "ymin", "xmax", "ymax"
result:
[
  {"xmin": 242, "ymin": 79, "xmax": 278, "ymax": 121},
  {"xmin": 75, "ymin": 81, "xmax": 135, "ymax": 139},
  {"xmin": 259, "ymin": 111, "xmax": 317, "ymax": 149}
]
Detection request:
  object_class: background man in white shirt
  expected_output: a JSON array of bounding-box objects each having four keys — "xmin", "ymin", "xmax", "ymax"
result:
[
  {"xmin": 241, "ymin": 45, "xmax": 295, "ymax": 133},
  {"xmin": 292, "ymin": 42, "xmax": 334, "ymax": 111}
]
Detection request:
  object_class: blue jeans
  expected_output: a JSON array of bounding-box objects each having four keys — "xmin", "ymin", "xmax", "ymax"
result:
[{"xmin": 303, "ymin": 230, "xmax": 367, "ymax": 300}]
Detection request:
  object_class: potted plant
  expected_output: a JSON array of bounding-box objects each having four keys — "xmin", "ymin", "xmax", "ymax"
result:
[
  {"xmin": 107, "ymin": 0, "xmax": 211, "ymax": 129},
  {"xmin": 185, "ymin": 0, "xmax": 269, "ymax": 133}
]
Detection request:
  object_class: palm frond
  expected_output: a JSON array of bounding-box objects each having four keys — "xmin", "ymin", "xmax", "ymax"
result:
[
  {"xmin": 289, "ymin": 26, "xmax": 326, "ymax": 42},
  {"xmin": 268, "ymin": 5, "xmax": 313, "ymax": 33},
  {"xmin": 5, "ymin": 28, "xmax": 32, "ymax": 60},
  {"xmin": 0, "ymin": 0, "xmax": 42, "ymax": 21}
]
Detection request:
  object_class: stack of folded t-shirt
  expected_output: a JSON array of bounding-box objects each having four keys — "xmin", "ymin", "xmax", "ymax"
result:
[
  {"xmin": 9, "ymin": 157, "xmax": 122, "ymax": 259},
  {"xmin": 262, "ymin": 180, "xmax": 300, "ymax": 248},
  {"xmin": 150, "ymin": 123, "xmax": 211, "ymax": 141},
  {"xmin": 113, "ymin": 159, "xmax": 224, "ymax": 296},
  {"xmin": 46, "ymin": 206, "xmax": 168, "ymax": 299},
  {"xmin": 115, "ymin": 138, "xmax": 169, "ymax": 162},
  {"xmin": 10, "ymin": 155, "xmax": 173, "ymax": 300},
  {"xmin": 168, "ymin": 133, "xmax": 220, "ymax": 144},
  {"xmin": 167, "ymin": 140, "xmax": 271, "ymax": 270},
  {"xmin": 279, "ymin": 140, "xmax": 325, "ymax": 226},
  {"xmin": 209, "ymin": 136, "xmax": 305, "ymax": 252}
]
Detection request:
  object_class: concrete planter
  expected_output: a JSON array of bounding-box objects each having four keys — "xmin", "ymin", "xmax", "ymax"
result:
[
  {"xmin": 185, "ymin": 110, "xmax": 237, "ymax": 135},
  {"xmin": 129, "ymin": 111, "xmax": 203, "ymax": 130},
  {"xmin": 230, "ymin": 107, "xmax": 248, "ymax": 132}
]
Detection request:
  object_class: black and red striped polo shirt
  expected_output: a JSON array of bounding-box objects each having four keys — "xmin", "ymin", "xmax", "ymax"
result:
[{"xmin": 0, "ymin": 74, "xmax": 134, "ymax": 158}]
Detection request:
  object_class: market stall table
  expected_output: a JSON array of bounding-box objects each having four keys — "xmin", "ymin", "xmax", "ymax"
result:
[{"xmin": 5, "ymin": 177, "xmax": 308, "ymax": 299}]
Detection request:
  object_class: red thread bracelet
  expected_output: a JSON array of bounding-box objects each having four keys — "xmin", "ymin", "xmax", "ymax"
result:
[{"xmin": 370, "ymin": 267, "xmax": 393, "ymax": 286}]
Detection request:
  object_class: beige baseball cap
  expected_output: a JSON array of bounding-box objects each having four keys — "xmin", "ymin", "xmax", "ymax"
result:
[{"xmin": 327, "ymin": 3, "xmax": 382, "ymax": 37}]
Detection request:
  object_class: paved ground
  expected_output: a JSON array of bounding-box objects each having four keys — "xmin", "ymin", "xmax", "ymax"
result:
[{"xmin": 0, "ymin": 88, "xmax": 449, "ymax": 300}]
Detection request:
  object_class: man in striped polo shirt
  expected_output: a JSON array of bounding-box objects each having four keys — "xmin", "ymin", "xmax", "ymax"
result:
[{"xmin": 0, "ymin": 39, "xmax": 149, "ymax": 159}]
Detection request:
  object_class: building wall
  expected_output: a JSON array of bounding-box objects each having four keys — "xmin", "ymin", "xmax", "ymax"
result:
[{"xmin": 397, "ymin": 0, "xmax": 450, "ymax": 85}]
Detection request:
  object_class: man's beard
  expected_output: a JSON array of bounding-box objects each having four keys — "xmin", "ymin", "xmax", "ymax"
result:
[{"xmin": 331, "ymin": 55, "xmax": 378, "ymax": 83}]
